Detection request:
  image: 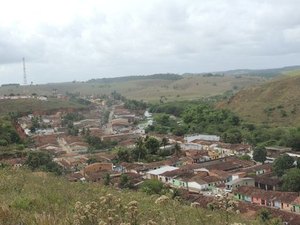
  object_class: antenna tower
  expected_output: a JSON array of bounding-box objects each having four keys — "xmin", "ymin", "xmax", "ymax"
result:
[{"xmin": 22, "ymin": 57, "xmax": 27, "ymax": 85}]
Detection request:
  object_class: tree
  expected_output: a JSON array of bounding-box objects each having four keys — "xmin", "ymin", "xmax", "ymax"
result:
[
  {"xmin": 135, "ymin": 137, "xmax": 144, "ymax": 150},
  {"xmin": 273, "ymin": 154, "xmax": 295, "ymax": 177},
  {"xmin": 282, "ymin": 168, "xmax": 300, "ymax": 192},
  {"xmin": 239, "ymin": 155, "xmax": 251, "ymax": 161},
  {"xmin": 103, "ymin": 173, "xmax": 111, "ymax": 186},
  {"xmin": 119, "ymin": 174, "xmax": 133, "ymax": 189},
  {"xmin": 117, "ymin": 148, "xmax": 131, "ymax": 162},
  {"xmin": 145, "ymin": 137, "xmax": 160, "ymax": 155},
  {"xmin": 26, "ymin": 151, "xmax": 52, "ymax": 170},
  {"xmin": 257, "ymin": 208, "xmax": 271, "ymax": 223},
  {"xmin": 25, "ymin": 151, "xmax": 63, "ymax": 175},
  {"xmin": 161, "ymin": 137, "xmax": 169, "ymax": 149},
  {"xmin": 285, "ymin": 128, "xmax": 300, "ymax": 150},
  {"xmin": 296, "ymin": 158, "xmax": 300, "ymax": 169},
  {"xmin": 221, "ymin": 129, "xmax": 242, "ymax": 144},
  {"xmin": 87, "ymin": 157, "xmax": 98, "ymax": 165},
  {"xmin": 141, "ymin": 179, "xmax": 164, "ymax": 195},
  {"xmin": 174, "ymin": 142, "xmax": 182, "ymax": 157},
  {"xmin": 252, "ymin": 146, "xmax": 267, "ymax": 164}
]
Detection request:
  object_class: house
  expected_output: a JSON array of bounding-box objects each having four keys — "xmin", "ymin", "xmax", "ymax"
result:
[
  {"xmin": 184, "ymin": 134, "xmax": 220, "ymax": 143},
  {"xmin": 160, "ymin": 167, "xmax": 210, "ymax": 191},
  {"xmin": 292, "ymin": 197, "xmax": 300, "ymax": 213},
  {"xmin": 111, "ymin": 119, "xmax": 130, "ymax": 131},
  {"xmin": 254, "ymin": 173, "xmax": 282, "ymax": 191},
  {"xmin": 180, "ymin": 143, "xmax": 203, "ymax": 150},
  {"xmin": 184, "ymin": 150, "xmax": 210, "ymax": 163},
  {"xmin": 225, "ymin": 177, "xmax": 255, "ymax": 192},
  {"xmin": 214, "ymin": 143, "xmax": 252, "ymax": 157},
  {"xmin": 234, "ymin": 186, "xmax": 299, "ymax": 213},
  {"xmin": 265, "ymin": 146, "xmax": 292, "ymax": 158},
  {"xmin": 209, "ymin": 170, "xmax": 232, "ymax": 183},
  {"xmin": 145, "ymin": 166, "xmax": 179, "ymax": 182},
  {"xmin": 240, "ymin": 163, "xmax": 272, "ymax": 176},
  {"xmin": 83, "ymin": 162, "xmax": 113, "ymax": 176}
]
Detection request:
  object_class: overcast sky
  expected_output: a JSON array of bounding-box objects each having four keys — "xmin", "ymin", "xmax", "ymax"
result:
[{"xmin": 1, "ymin": 0, "xmax": 300, "ymax": 84}]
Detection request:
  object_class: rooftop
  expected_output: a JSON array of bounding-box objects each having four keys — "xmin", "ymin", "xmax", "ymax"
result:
[{"xmin": 146, "ymin": 166, "xmax": 178, "ymax": 175}]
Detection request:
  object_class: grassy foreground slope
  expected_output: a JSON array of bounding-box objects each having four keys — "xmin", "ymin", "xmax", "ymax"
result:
[
  {"xmin": 0, "ymin": 169, "xmax": 258, "ymax": 225},
  {"xmin": 219, "ymin": 74, "xmax": 300, "ymax": 126}
]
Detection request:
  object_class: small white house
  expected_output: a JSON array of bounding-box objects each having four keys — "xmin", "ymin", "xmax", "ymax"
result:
[{"xmin": 145, "ymin": 166, "xmax": 178, "ymax": 182}]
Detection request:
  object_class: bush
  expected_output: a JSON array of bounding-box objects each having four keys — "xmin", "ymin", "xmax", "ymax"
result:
[{"xmin": 141, "ymin": 179, "xmax": 164, "ymax": 195}]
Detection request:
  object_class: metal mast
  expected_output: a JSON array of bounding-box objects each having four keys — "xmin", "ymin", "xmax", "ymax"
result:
[{"xmin": 23, "ymin": 57, "xmax": 27, "ymax": 85}]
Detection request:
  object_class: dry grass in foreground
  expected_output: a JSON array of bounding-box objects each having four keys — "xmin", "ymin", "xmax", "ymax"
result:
[{"xmin": 0, "ymin": 169, "xmax": 260, "ymax": 225}]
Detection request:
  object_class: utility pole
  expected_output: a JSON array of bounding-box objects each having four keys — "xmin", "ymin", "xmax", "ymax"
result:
[{"xmin": 23, "ymin": 57, "xmax": 27, "ymax": 85}]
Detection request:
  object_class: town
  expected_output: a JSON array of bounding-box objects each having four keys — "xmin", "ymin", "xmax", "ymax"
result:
[{"xmin": 1, "ymin": 92, "xmax": 300, "ymax": 225}]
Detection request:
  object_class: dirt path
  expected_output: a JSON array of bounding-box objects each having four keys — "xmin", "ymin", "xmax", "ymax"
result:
[{"xmin": 57, "ymin": 137, "xmax": 72, "ymax": 153}]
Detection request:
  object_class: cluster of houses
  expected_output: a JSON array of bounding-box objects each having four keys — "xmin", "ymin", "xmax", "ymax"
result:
[
  {"xmin": 61, "ymin": 134, "xmax": 300, "ymax": 224},
  {"xmin": 5, "ymin": 93, "xmax": 300, "ymax": 224},
  {"xmin": 0, "ymin": 95, "xmax": 48, "ymax": 101},
  {"xmin": 234, "ymin": 186, "xmax": 300, "ymax": 215}
]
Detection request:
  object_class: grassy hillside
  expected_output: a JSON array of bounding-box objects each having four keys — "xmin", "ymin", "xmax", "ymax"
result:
[
  {"xmin": 215, "ymin": 66, "xmax": 300, "ymax": 78},
  {"xmin": 219, "ymin": 74, "xmax": 300, "ymax": 126},
  {"xmin": 0, "ymin": 75, "xmax": 266, "ymax": 103},
  {"xmin": 0, "ymin": 98, "xmax": 86, "ymax": 116},
  {"xmin": 0, "ymin": 169, "xmax": 259, "ymax": 225}
]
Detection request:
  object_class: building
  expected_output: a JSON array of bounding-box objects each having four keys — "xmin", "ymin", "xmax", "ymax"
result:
[
  {"xmin": 145, "ymin": 166, "xmax": 179, "ymax": 181},
  {"xmin": 225, "ymin": 177, "xmax": 255, "ymax": 192},
  {"xmin": 234, "ymin": 186, "xmax": 300, "ymax": 213},
  {"xmin": 184, "ymin": 134, "xmax": 220, "ymax": 143}
]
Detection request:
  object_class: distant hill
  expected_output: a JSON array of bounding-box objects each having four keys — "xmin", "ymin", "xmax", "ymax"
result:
[
  {"xmin": 215, "ymin": 65, "xmax": 300, "ymax": 78},
  {"xmin": 2, "ymin": 66, "xmax": 300, "ymax": 103},
  {"xmin": 0, "ymin": 75, "xmax": 266, "ymax": 102},
  {"xmin": 87, "ymin": 73, "xmax": 183, "ymax": 83},
  {"xmin": 182, "ymin": 65, "xmax": 300, "ymax": 78},
  {"xmin": 219, "ymin": 73, "xmax": 300, "ymax": 126}
]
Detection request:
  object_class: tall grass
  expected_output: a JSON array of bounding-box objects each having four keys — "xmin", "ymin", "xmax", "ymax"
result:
[{"xmin": 0, "ymin": 169, "xmax": 259, "ymax": 225}]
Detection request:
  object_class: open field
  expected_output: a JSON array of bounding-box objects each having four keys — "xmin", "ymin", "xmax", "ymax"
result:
[
  {"xmin": 0, "ymin": 98, "xmax": 86, "ymax": 116},
  {"xmin": 0, "ymin": 75, "xmax": 266, "ymax": 102}
]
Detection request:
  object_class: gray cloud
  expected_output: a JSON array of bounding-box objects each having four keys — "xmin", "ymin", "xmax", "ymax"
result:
[{"xmin": 1, "ymin": 0, "xmax": 300, "ymax": 84}]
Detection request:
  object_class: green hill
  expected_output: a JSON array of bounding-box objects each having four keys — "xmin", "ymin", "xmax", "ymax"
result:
[
  {"xmin": 0, "ymin": 169, "xmax": 258, "ymax": 225},
  {"xmin": 215, "ymin": 65, "xmax": 300, "ymax": 78},
  {"xmin": 219, "ymin": 74, "xmax": 300, "ymax": 126},
  {"xmin": 0, "ymin": 75, "xmax": 266, "ymax": 103}
]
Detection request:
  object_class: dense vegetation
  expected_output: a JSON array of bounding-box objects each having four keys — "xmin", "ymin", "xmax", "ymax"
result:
[
  {"xmin": 148, "ymin": 101, "xmax": 300, "ymax": 149},
  {"xmin": 116, "ymin": 136, "xmax": 180, "ymax": 163},
  {"xmin": 85, "ymin": 135, "xmax": 117, "ymax": 152},
  {"xmin": 0, "ymin": 117, "xmax": 21, "ymax": 147},
  {"xmin": 270, "ymin": 154, "xmax": 300, "ymax": 192},
  {"xmin": 25, "ymin": 151, "xmax": 63, "ymax": 175}
]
